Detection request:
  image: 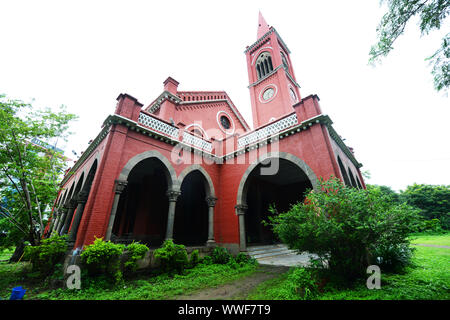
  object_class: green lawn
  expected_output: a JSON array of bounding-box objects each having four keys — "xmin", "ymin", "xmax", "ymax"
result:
[
  {"xmin": 0, "ymin": 248, "xmax": 14, "ymax": 261},
  {"xmin": 1, "ymin": 233, "xmax": 449, "ymax": 300},
  {"xmin": 408, "ymin": 232, "xmax": 450, "ymax": 246},
  {"xmin": 247, "ymin": 233, "xmax": 450, "ymax": 300},
  {"xmin": 0, "ymin": 259, "xmax": 258, "ymax": 300}
]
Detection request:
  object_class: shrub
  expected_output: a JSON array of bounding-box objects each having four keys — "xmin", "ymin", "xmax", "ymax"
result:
[
  {"xmin": 418, "ymin": 218, "xmax": 445, "ymax": 233},
  {"xmin": 269, "ymin": 177, "xmax": 420, "ymax": 283},
  {"xmin": 123, "ymin": 241, "xmax": 149, "ymax": 273},
  {"xmin": 287, "ymin": 268, "xmax": 318, "ymax": 299},
  {"xmin": 372, "ymin": 243, "xmax": 415, "ymax": 273},
  {"xmin": 200, "ymin": 255, "xmax": 213, "ymax": 265},
  {"xmin": 211, "ymin": 247, "xmax": 231, "ymax": 264},
  {"xmin": 235, "ymin": 252, "xmax": 249, "ymax": 265},
  {"xmin": 23, "ymin": 235, "xmax": 68, "ymax": 277},
  {"xmin": 189, "ymin": 249, "xmax": 200, "ymax": 268},
  {"xmin": 80, "ymin": 237, "xmax": 125, "ymax": 282},
  {"xmin": 153, "ymin": 239, "xmax": 188, "ymax": 274}
]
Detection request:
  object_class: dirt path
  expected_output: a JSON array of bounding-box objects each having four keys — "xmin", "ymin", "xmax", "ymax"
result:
[{"xmin": 175, "ymin": 265, "xmax": 289, "ymax": 300}]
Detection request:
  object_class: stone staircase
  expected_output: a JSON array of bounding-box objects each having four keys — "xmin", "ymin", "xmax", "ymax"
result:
[{"xmin": 247, "ymin": 243, "xmax": 316, "ymax": 267}]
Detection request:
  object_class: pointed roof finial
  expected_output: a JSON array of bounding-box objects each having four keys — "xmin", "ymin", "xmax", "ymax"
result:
[{"xmin": 257, "ymin": 11, "xmax": 270, "ymax": 40}]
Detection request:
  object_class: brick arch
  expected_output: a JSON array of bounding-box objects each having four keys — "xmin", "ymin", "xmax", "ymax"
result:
[
  {"xmin": 236, "ymin": 151, "xmax": 318, "ymax": 207},
  {"xmin": 177, "ymin": 164, "xmax": 216, "ymax": 198},
  {"xmin": 234, "ymin": 151, "xmax": 319, "ymax": 251},
  {"xmin": 118, "ymin": 150, "xmax": 178, "ymax": 190},
  {"xmin": 79, "ymin": 151, "xmax": 101, "ymax": 192}
]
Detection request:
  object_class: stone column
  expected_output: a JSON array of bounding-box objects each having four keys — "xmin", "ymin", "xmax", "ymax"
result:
[
  {"xmin": 165, "ymin": 189, "xmax": 181, "ymax": 240},
  {"xmin": 56, "ymin": 205, "xmax": 68, "ymax": 235},
  {"xmin": 105, "ymin": 179, "xmax": 128, "ymax": 241},
  {"xmin": 51, "ymin": 209, "xmax": 60, "ymax": 233},
  {"xmin": 205, "ymin": 196, "xmax": 218, "ymax": 247},
  {"xmin": 235, "ymin": 204, "xmax": 248, "ymax": 252},
  {"xmin": 61, "ymin": 199, "xmax": 78, "ymax": 235},
  {"xmin": 68, "ymin": 190, "xmax": 89, "ymax": 242}
]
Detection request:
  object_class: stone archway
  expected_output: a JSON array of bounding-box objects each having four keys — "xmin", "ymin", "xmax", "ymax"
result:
[
  {"xmin": 235, "ymin": 152, "xmax": 318, "ymax": 251},
  {"xmin": 175, "ymin": 165, "xmax": 217, "ymax": 246},
  {"xmin": 106, "ymin": 150, "xmax": 178, "ymax": 246}
]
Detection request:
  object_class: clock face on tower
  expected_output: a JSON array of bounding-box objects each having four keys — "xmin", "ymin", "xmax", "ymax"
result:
[
  {"xmin": 259, "ymin": 85, "xmax": 277, "ymax": 103},
  {"xmin": 262, "ymin": 88, "xmax": 275, "ymax": 101}
]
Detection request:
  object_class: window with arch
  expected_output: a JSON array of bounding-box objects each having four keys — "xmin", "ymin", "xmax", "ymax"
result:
[
  {"xmin": 190, "ymin": 128, "xmax": 204, "ymax": 138},
  {"xmin": 280, "ymin": 51, "xmax": 289, "ymax": 69},
  {"xmin": 256, "ymin": 52, "xmax": 274, "ymax": 80}
]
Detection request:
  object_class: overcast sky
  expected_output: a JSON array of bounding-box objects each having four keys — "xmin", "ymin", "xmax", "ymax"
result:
[{"xmin": 1, "ymin": 0, "xmax": 449, "ymax": 191}]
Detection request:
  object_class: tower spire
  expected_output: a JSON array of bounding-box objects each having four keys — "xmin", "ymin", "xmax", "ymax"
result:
[{"xmin": 257, "ymin": 11, "xmax": 270, "ymax": 40}]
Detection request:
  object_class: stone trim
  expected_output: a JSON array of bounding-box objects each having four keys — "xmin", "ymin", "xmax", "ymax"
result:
[
  {"xmin": 118, "ymin": 150, "xmax": 179, "ymax": 190},
  {"xmin": 177, "ymin": 164, "xmax": 216, "ymax": 198},
  {"xmin": 235, "ymin": 151, "xmax": 319, "ymax": 208}
]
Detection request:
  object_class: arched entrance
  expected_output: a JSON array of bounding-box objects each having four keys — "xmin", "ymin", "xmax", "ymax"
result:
[
  {"xmin": 174, "ymin": 165, "xmax": 216, "ymax": 246},
  {"xmin": 174, "ymin": 171, "xmax": 208, "ymax": 245},
  {"xmin": 236, "ymin": 152, "xmax": 318, "ymax": 250},
  {"xmin": 111, "ymin": 156, "xmax": 174, "ymax": 247}
]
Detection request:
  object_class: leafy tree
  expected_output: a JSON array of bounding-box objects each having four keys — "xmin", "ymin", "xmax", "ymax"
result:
[
  {"xmin": 268, "ymin": 177, "xmax": 420, "ymax": 283},
  {"xmin": 367, "ymin": 184, "xmax": 401, "ymax": 203},
  {"xmin": 0, "ymin": 94, "xmax": 77, "ymax": 253},
  {"xmin": 400, "ymin": 183, "xmax": 450, "ymax": 229},
  {"xmin": 370, "ymin": 0, "xmax": 450, "ymax": 92}
]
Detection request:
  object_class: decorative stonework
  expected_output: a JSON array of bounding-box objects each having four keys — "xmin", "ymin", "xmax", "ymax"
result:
[
  {"xmin": 166, "ymin": 190, "xmax": 182, "ymax": 202},
  {"xmin": 182, "ymin": 131, "xmax": 213, "ymax": 152},
  {"xmin": 205, "ymin": 196, "xmax": 218, "ymax": 207},
  {"xmin": 114, "ymin": 180, "xmax": 128, "ymax": 194},
  {"xmin": 238, "ymin": 113, "xmax": 298, "ymax": 148},
  {"xmin": 138, "ymin": 112, "xmax": 179, "ymax": 139},
  {"xmin": 234, "ymin": 204, "xmax": 248, "ymax": 215}
]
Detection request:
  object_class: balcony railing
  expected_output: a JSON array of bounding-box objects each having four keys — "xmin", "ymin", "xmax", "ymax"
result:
[
  {"xmin": 182, "ymin": 131, "xmax": 213, "ymax": 152},
  {"xmin": 237, "ymin": 113, "xmax": 298, "ymax": 148},
  {"xmin": 138, "ymin": 112, "xmax": 179, "ymax": 139}
]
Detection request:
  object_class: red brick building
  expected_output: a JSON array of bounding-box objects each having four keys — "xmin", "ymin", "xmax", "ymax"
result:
[{"xmin": 46, "ymin": 13, "xmax": 365, "ymax": 253}]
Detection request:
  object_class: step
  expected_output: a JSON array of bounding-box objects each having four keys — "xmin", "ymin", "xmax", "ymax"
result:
[
  {"xmin": 252, "ymin": 250, "xmax": 297, "ymax": 260},
  {"xmin": 249, "ymin": 247, "xmax": 295, "ymax": 258},
  {"xmin": 248, "ymin": 246, "xmax": 290, "ymax": 255},
  {"xmin": 247, "ymin": 244, "xmax": 285, "ymax": 252}
]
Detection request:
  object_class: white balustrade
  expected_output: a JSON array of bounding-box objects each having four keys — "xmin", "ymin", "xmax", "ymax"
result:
[
  {"xmin": 182, "ymin": 132, "xmax": 213, "ymax": 152},
  {"xmin": 238, "ymin": 113, "xmax": 298, "ymax": 148},
  {"xmin": 138, "ymin": 112, "xmax": 179, "ymax": 139}
]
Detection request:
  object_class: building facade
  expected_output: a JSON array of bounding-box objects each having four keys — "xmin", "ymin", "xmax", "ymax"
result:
[{"xmin": 45, "ymin": 13, "xmax": 365, "ymax": 253}]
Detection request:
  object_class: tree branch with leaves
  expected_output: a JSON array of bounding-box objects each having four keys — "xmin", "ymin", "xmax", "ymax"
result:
[
  {"xmin": 370, "ymin": 0, "xmax": 450, "ymax": 92},
  {"xmin": 0, "ymin": 94, "xmax": 77, "ymax": 249}
]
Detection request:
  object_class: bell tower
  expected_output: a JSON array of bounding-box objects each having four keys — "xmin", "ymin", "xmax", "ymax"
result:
[{"xmin": 245, "ymin": 12, "xmax": 301, "ymax": 128}]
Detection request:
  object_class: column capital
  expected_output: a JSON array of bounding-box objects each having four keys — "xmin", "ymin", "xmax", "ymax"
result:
[
  {"xmin": 76, "ymin": 190, "xmax": 89, "ymax": 204},
  {"xmin": 114, "ymin": 179, "xmax": 128, "ymax": 194},
  {"xmin": 68, "ymin": 198, "xmax": 77, "ymax": 209},
  {"xmin": 235, "ymin": 204, "xmax": 248, "ymax": 215},
  {"xmin": 166, "ymin": 189, "xmax": 181, "ymax": 202},
  {"xmin": 205, "ymin": 196, "xmax": 218, "ymax": 207}
]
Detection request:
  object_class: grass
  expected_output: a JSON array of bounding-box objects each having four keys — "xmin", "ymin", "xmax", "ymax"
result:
[
  {"xmin": 0, "ymin": 259, "xmax": 258, "ymax": 300},
  {"xmin": 0, "ymin": 248, "xmax": 14, "ymax": 261},
  {"xmin": 247, "ymin": 233, "xmax": 450, "ymax": 300},
  {"xmin": 408, "ymin": 232, "xmax": 450, "ymax": 246},
  {"xmin": 1, "ymin": 233, "xmax": 449, "ymax": 300}
]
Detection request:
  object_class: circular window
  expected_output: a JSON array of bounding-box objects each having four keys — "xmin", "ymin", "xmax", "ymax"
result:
[
  {"xmin": 220, "ymin": 116, "xmax": 231, "ymax": 129},
  {"xmin": 216, "ymin": 111, "xmax": 235, "ymax": 134}
]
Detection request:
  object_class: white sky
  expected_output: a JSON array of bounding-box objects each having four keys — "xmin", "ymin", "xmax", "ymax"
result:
[{"xmin": 1, "ymin": 0, "xmax": 449, "ymax": 192}]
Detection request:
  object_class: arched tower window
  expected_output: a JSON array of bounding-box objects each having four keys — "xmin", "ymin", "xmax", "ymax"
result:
[
  {"xmin": 256, "ymin": 52, "xmax": 274, "ymax": 80},
  {"xmin": 280, "ymin": 51, "xmax": 288, "ymax": 69}
]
